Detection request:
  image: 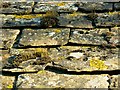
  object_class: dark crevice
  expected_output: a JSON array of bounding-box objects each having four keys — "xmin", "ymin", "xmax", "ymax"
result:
[
  {"xmin": 12, "ymin": 29, "xmax": 23, "ymax": 48},
  {"xmin": 1, "ymin": 70, "xmax": 37, "ymax": 76},
  {"xmin": 65, "ymin": 42, "xmax": 120, "ymax": 48},
  {"xmin": 45, "ymin": 66, "xmax": 120, "ymax": 75},
  {"xmin": 32, "ymin": 2, "xmax": 38, "ymax": 13}
]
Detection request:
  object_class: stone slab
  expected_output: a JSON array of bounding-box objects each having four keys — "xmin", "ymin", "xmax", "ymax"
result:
[
  {"xmin": 34, "ymin": 2, "xmax": 78, "ymax": 13},
  {"xmin": 114, "ymin": 3, "xmax": 120, "ymax": 10},
  {"xmin": 69, "ymin": 28, "xmax": 109, "ymax": 45},
  {"xmin": 19, "ymin": 28, "xmax": 70, "ymax": 46},
  {"xmin": 1, "ymin": 2, "xmax": 33, "ymax": 14},
  {"xmin": 49, "ymin": 46, "xmax": 119, "ymax": 71},
  {"xmin": 0, "ymin": 29, "xmax": 20, "ymax": 49},
  {"xmin": 16, "ymin": 71, "xmax": 109, "ymax": 88},
  {"xmin": 58, "ymin": 13, "xmax": 93, "ymax": 28},
  {"xmin": 95, "ymin": 12, "xmax": 120, "ymax": 27},
  {"xmin": 75, "ymin": 2, "xmax": 113, "ymax": 12}
]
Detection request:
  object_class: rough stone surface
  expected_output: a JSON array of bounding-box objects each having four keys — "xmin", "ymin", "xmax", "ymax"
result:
[
  {"xmin": 69, "ymin": 28, "xmax": 109, "ymax": 45},
  {"xmin": 75, "ymin": 2, "xmax": 113, "ymax": 12},
  {"xmin": 19, "ymin": 28, "xmax": 70, "ymax": 46},
  {"xmin": 0, "ymin": 29, "xmax": 20, "ymax": 49},
  {"xmin": 16, "ymin": 71, "xmax": 109, "ymax": 88},
  {"xmin": 0, "ymin": 75, "xmax": 14, "ymax": 89},
  {"xmin": 34, "ymin": 2, "xmax": 78, "ymax": 13},
  {"xmin": 114, "ymin": 3, "xmax": 120, "ymax": 10},
  {"xmin": 95, "ymin": 12, "xmax": 120, "ymax": 27},
  {"xmin": 49, "ymin": 46, "xmax": 119, "ymax": 71},
  {"xmin": 58, "ymin": 13, "xmax": 93, "ymax": 28},
  {"xmin": 1, "ymin": 2, "xmax": 33, "ymax": 14}
]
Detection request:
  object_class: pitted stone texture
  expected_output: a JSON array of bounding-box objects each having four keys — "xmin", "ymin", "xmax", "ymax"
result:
[
  {"xmin": 75, "ymin": 2, "xmax": 113, "ymax": 12},
  {"xmin": 49, "ymin": 46, "xmax": 119, "ymax": 71},
  {"xmin": 0, "ymin": 29, "xmax": 20, "ymax": 49},
  {"xmin": 108, "ymin": 75, "xmax": 119, "ymax": 89},
  {"xmin": 114, "ymin": 3, "xmax": 120, "ymax": 10},
  {"xmin": 0, "ymin": 50, "xmax": 10, "ymax": 69},
  {"xmin": 69, "ymin": 28, "xmax": 109, "ymax": 45},
  {"xmin": 1, "ymin": 2, "xmax": 33, "ymax": 14},
  {"xmin": 19, "ymin": 28, "xmax": 70, "ymax": 46},
  {"xmin": 0, "ymin": 75, "xmax": 14, "ymax": 89},
  {"xmin": 110, "ymin": 27, "xmax": 120, "ymax": 45},
  {"xmin": 34, "ymin": 2, "xmax": 78, "ymax": 13},
  {"xmin": 58, "ymin": 13, "xmax": 93, "ymax": 28},
  {"xmin": 16, "ymin": 71, "xmax": 109, "ymax": 88},
  {"xmin": 95, "ymin": 12, "xmax": 120, "ymax": 27}
]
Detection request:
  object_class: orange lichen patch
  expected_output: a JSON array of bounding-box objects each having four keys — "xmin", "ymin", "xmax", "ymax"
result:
[
  {"xmin": 56, "ymin": 2, "xmax": 66, "ymax": 6},
  {"xmin": 90, "ymin": 59, "xmax": 108, "ymax": 70},
  {"xmin": 14, "ymin": 14, "xmax": 43, "ymax": 19},
  {"xmin": 54, "ymin": 29, "xmax": 61, "ymax": 33}
]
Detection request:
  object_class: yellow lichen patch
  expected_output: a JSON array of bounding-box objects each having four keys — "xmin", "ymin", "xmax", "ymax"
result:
[
  {"xmin": 54, "ymin": 29, "xmax": 61, "ymax": 33},
  {"xmin": 7, "ymin": 85, "xmax": 13, "ymax": 88},
  {"xmin": 90, "ymin": 59, "xmax": 108, "ymax": 70},
  {"xmin": 35, "ymin": 48, "xmax": 48, "ymax": 57},
  {"xmin": 14, "ymin": 14, "xmax": 43, "ymax": 19},
  {"xmin": 56, "ymin": 2, "xmax": 66, "ymax": 6},
  {"xmin": 69, "ymin": 12, "xmax": 79, "ymax": 17},
  {"xmin": 37, "ymin": 70, "xmax": 46, "ymax": 74}
]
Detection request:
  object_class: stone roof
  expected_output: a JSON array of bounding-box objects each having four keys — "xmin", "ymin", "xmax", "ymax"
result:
[{"xmin": 1, "ymin": 1, "xmax": 120, "ymax": 89}]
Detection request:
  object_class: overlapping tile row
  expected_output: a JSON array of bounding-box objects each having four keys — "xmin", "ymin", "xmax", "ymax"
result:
[
  {"xmin": 2, "ymin": 46, "xmax": 119, "ymax": 72},
  {"xmin": 1, "ymin": 2, "xmax": 120, "ymax": 14},
  {"xmin": 1, "ymin": 12, "xmax": 120, "ymax": 28}
]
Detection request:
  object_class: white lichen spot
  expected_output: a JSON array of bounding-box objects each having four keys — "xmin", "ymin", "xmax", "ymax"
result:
[{"xmin": 49, "ymin": 32, "xmax": 55, "ymax": 36}]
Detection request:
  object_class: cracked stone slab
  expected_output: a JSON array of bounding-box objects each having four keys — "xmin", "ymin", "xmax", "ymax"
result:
[
  {"xmin": 19, "ymin": 28, "xmax": 70, "ymax": 46},
  {"xmin": 34, "ymin": 2, "xmax": 78, "ymax": 13},
  {"xmin": 0, "ymin": 29, "xmax": 20, "ymax": 49},
  {"xmin": 58, "ymin": 13, "xmax": 93, "ymax": 28},
  {"xmin": 95, "ymin": 12, "xmax": 120, "ymax": 27},
  {"xmin": 75, "ymin": 2, "xmax": 113, "ymax": 12},
  {"xmin": 69, "ymin": 28, "xmax": 109, "ymax": 45},
  {"xmin": 114, "ymin": 3, "xmax": 120, "ymax": 10},
  {"xmin": 49, "ymin": 46, "xmax": 119, "ymax": 71},
  {"xmin": 16, "ymin": 71, "xmax": 109, "ymax": 88},
  {"xmin": 1, "ymin": 2, "xmax": 33, "ymax": 14}
]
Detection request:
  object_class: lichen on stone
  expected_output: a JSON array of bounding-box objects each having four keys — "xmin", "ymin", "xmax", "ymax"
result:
[{"xmin": 90, "ymin": 59, "xmax": 108, "ymax": 70}]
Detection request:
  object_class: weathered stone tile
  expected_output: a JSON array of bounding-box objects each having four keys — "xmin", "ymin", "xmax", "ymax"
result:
[
  {"xmin": 69, "ymin": 28, "xmax": 109, "ymax": 45},
  {"xmin": 1, "ymin": 2, "xmax": 33, "ymax": 14},
  {"xmin": 19, "ymin": 28, "xmax": 70, "ymax": 46},
  {"xmin": 2, "ymin": 14, "xmax": 43, "ymax": 27},
  {"xmin": 75, "ymin": 2, "xmax": 113, "ymax": 12},
  {"xmin": 0, "ymin": 50, "xmax": 10, "ymax": 69},
  {"xmin": 34, "ymin": 2, "xmax": 78, "ymax": 13},
  {"xmin": 49, "ymin": 46, "xmax": 118, "ymax": 71},
  {"xmin": 58, "ymin": 13, "xmax": 93, "ymax": 28},
  {"xmin": 110, "ymin": 27, "xmax": 120, "ymax": 45},
  {"xmin": 16, "ymin": 71, "xmax": 109, "ymax": 88},
  {"xmin": 95, "ymin": 12, "xmax": 120, "ymax": 27},
  {"xmin": 114, "ymin": 3, "xmax": 120, "ymax": 10},
  {"xmin": 0, "ymin": 75, "xmax": 14, "ymax": 89},
  {"xmin": 0, "ymin": 29, "xmax": 20, "ymax": 49}
]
